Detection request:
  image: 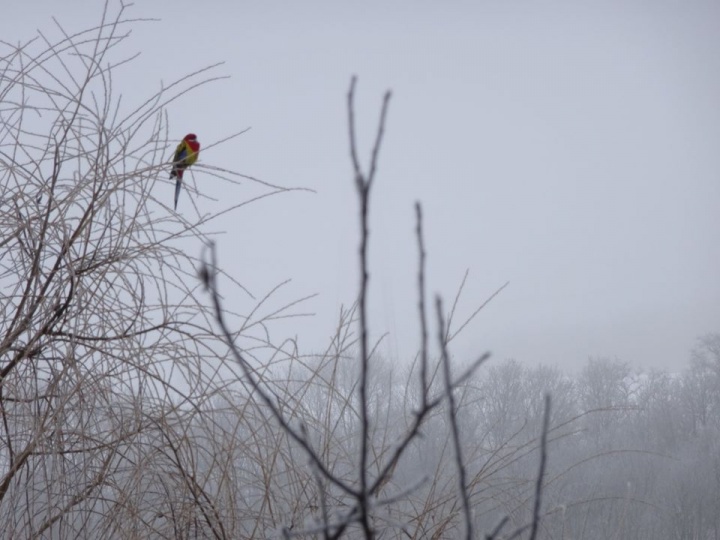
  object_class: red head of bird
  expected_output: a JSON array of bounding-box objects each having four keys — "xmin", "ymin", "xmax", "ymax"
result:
[{"xmin": 183, "ymin": 133, "xmax": 200, "ymax": 153}]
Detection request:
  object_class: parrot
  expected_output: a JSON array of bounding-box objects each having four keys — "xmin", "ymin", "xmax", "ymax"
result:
[{"xmin": 170, "ymin": 133, "xmax": 200, "ymax": 210}]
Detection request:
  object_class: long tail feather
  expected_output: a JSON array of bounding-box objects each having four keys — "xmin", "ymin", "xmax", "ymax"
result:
[{"xmin": 174, "ymin": 178, "xmax": 182, "ymax": 210}]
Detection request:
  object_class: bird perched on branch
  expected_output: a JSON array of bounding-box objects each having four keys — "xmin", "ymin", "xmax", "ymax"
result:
[{"xmin": 170, "ymin": 133, "xmax": 200, "ymax": 210}]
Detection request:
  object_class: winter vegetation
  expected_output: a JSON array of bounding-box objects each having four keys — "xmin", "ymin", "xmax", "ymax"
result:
[{"xmin": 1, "ymin": 5, "xmax": 719, "ymax": 539}]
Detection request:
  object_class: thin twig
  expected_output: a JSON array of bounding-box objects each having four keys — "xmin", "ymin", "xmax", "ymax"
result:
[
  {"xmin": 437, "ymin": 296, "xmax": 473, "ymax": 540},
  {"xmin": 415, "ymin": 202, "xmax": 429, "ymax": 407},
  {"xmin": 485, "ymin": 516, "xmax": 509, "ymax": 540},
  {"xmin": 529, "ymin": 393, "xmax": 551, "ymax": 540}
]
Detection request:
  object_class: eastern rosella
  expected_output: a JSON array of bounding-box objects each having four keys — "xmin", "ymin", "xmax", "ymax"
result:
[{"xmin": 170, "ymin": 133, "xmax": 200, "ymax": 210}]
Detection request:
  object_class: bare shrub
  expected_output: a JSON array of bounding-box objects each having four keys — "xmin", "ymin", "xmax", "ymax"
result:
[{"xmin": 0, "ymin": 5, "xmax": 304, "ymax": 538}]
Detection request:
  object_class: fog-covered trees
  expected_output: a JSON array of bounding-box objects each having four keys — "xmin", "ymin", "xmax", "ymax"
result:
[{"xmin": 492, "ymin": 341, "xmax": 720, "ymax": 540}]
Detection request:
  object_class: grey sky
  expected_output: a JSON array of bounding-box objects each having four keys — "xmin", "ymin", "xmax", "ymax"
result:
[{"xmin": 4, "ymin": 1, "xmax": 718, "ymax": 371}]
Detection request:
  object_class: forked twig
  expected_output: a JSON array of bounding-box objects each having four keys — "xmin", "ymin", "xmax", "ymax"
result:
[{"xmin": 347, "ymin": 75, "xmax": 392, "ymax": 539}]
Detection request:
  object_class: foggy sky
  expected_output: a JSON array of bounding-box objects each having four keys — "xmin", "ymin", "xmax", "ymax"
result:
[{"xmin": 3, "ymin": 0, "xmax": 718, "ymax": 371}]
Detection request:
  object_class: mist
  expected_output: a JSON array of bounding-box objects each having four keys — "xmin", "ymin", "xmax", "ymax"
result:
[{"xmin": 1, "ymin": 1, "xmax": 718, "ymax": 538}]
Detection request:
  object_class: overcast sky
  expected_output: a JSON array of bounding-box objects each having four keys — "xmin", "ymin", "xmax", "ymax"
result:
[{"xmin": 4, "ymin": 1, "xmax": 718, "ymax": 371}]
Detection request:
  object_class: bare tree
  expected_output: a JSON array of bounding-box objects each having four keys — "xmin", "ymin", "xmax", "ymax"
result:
[
  {"xmin": 0, "ymin": 4, "xmax": 305, "ymax": 537},
  {"xmin": 201, "ymin": 75, "xmax": 557, "ymax": 539}
]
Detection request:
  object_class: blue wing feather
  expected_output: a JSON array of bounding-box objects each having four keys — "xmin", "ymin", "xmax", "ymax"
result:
[{"xmin": 174, "ymin": 147, "xmax": 188, "ymax": 163}]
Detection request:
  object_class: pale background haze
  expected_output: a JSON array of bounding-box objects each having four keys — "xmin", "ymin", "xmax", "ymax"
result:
[{"xmin": 3, "ymin": 0, "xmax": 718, "ymax": 371}]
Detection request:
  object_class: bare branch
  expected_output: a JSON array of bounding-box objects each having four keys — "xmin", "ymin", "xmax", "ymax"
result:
[{"xmin": 436, "ymin": 296, "xmax": 473, "ymax": 540}]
